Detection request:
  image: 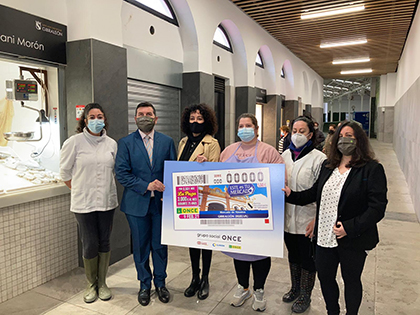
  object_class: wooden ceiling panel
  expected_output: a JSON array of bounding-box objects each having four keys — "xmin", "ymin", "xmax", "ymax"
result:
[{"xmin": 231, "ymin": 0, "xmax": 418, "ymax": 78}]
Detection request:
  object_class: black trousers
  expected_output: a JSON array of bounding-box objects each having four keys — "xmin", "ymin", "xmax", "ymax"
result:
[
  {"xmin": 284, "ymin": 232, "xmax": 316, "ymax": 271},
  {"xmin": 190, "ymin": 248, "xmax": 212, "ymax": 277},
  {"xmin": 315, "ymin": 245, "xmax": 367, "ymax": 315},
  {"xmin": 74, "ymin": 209, "xmax": 115, "ymax": 259},
  {"xmin": 234, "ymin": 257, "xmax": 271, "ymax": 290}
]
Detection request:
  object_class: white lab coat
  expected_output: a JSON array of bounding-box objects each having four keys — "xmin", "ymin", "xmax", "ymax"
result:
[
  {"xmin": 282, "ymin": 148, "xmax": 326, "ymax": 234},
  {"xmin": 60, "ymin": 128, "xmax": 118, "ymax": 213}
]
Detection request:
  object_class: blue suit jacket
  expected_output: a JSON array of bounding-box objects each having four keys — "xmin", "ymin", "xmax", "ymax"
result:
[{"xmin": 115, "ymin": 130, "xmax": 177, "ymax": 217}]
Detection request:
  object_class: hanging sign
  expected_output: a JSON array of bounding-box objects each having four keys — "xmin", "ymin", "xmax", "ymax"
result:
[
  {"xmin": 256, "ymin": 88, "xmax": 267, "ymax": 103},
  {"xmin": 0, "ymin": 4, "xmax": 67, "ymax": 64}
]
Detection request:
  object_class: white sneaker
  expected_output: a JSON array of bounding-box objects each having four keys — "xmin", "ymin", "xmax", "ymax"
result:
[
  {"xmin": 252, "ymin": 288, "xmax": 266, "ymax": 312},
  {"xmin": 231, "ymin": 285, "xmax": 251, "ymax": 307}
]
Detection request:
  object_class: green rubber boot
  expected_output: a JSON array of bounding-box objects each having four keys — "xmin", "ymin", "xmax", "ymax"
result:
[
  {"xmin": 83, "ymin": 256, "xmax": 98, "ymax": 303},
  {"xmin": 98, "ymin": 252, "xmax": 112, "ymax": 301}
]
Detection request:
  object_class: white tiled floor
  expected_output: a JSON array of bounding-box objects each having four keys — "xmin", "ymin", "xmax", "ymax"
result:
[{"xmin": 0, "ymin": 140, "xmax": 419, "ymax": 315}]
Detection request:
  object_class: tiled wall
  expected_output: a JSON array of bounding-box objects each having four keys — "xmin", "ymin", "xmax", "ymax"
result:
[
  {"xmin": 0, "ymin": 194, "xmax": 78, "ymax": 303},
  {"xmin": 394, "ymin": 75, "xmax": 420, "ymax": 220}
]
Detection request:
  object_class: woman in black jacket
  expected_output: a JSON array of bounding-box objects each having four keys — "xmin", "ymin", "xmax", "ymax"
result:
[{"xmin": 283, "ymin": 121, "xmax": 387, "ymax": 315}]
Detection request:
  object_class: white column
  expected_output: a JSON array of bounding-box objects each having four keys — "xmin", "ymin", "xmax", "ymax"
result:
[
  {"xmin": 359, "ymin": 89, "xmax": 365, "ymax": 112},
  {"xmin": 347, "ymin": 94, "xmax": 352, "ymax": 119},
  {"xmin": 330, "ymin": 101, "xmax": 333, "ymax": 121},
  {"xmin": 338, "ymin": 97, "xmax": 342, "ymax": 121}
]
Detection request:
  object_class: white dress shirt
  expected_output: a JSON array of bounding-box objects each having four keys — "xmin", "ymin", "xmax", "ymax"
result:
[
  {"xmin": 60, "ymin": 128, "xmax": 118, "ymax": 213},
  {"xmin": 139, "ymin": 129, "xmax": 155, "ymax": 155},
  {"xmin": 139, "ymin": 129, "xmax": 155, "ymax": 196}
]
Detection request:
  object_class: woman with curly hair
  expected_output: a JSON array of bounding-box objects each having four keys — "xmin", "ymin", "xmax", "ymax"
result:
[{"xmin": 178, "ymin": 103, "xmax": 220, "ymax": 300}]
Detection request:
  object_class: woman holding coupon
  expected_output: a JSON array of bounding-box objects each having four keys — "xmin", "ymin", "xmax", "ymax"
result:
[
  {"xmin": 219, "ymin": 113, "xmax": 284, "ymax": 312},
  {"xmin": 283, "ymin": 121, "xmax": 387, "ymax": 315},
  {"xmin": 281, "ymin": 116, "xmax": 326, "ymax": 313},
  {"xmin": 178, "ymin": 103, "xmax": 220, "ymax": 300}
]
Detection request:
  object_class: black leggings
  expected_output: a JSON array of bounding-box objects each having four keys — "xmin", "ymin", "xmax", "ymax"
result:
[
  {"xmin": 234, "ymin": 257, "xmax": 271, "ymax": 290},
  {"xmin": 74, "ymin": 210, "xmax": 115, "ymax": 259},
  {"xmin": 189, "ymin": 248, "xmax": 212, "ymax": 277},
  {"xmin": 315, "ymin": 245, "xmax": 367, "ymax": 315},
  {"xmin": 284, "ymin": 232, "xmax": 316, "ymax": 272}
]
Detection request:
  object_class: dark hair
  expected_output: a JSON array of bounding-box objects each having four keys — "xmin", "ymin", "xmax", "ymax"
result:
[
  {"xmin": 236, "ymin": 113, "xmax": 258, "ymax": 129},
  {"xmin": 327, "ymin": 121, "xmax": 376, "ymax": 169},
  {"xmin": 280, "ymin": 125, "xmax": 290, "ymax": 133},
  {"xmin": 136, "ymin": 102, "xmax": 156, "ymax": 116},
  {"xmin": 76, "ymin": 103, "xmax": 108, "ymax": 133},
  {"xmin": 180, "ymin": 103, "xmax": 218, "ymax": 135},
  {"xmin": 291, "ymin": 116, "xmax": 315, "ymax": 141}
]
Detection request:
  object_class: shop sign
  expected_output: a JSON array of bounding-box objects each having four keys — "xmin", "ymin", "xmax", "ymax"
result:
[
  {"xmin": 0, "ymin": 4, "xmax": 67, "ymax": 64},
  {"xmin": 256, "ymin": 88, "xmax": 267, "ymax": 103}
]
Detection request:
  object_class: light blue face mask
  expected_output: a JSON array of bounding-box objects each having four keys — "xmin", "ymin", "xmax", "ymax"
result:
[
  {"xmin": 87, "ymin": 119, "xmax": 105, "ymax": 134},
  {"xmin": 237, "ymin": 127, "xmax": 255, "ymax": 142}
]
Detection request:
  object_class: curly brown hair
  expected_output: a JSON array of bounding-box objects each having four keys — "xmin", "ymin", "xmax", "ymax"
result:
[
  {"xmin": 280, "ymin": 125, "xmax": 290, "ymax": 133},
  {"xmin": 327, "ymin": 120, "xmax": 376, "ymax": 169},
  {"xmin": 181, "ymin": 103, "xmax": 218, "ymax": 136},
  {"xmin": 76, "ymin": 103, "xmax": 109, "ymax": 133}
]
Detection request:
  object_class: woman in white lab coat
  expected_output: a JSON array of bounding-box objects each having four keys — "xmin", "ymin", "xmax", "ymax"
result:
[
  {"xmin": 60, "ymin": 103, "xmax": 118, "ymax": 303},
  {"xmin": 281, "ymin": 116, "xmax": 326, "ymax": 313}
]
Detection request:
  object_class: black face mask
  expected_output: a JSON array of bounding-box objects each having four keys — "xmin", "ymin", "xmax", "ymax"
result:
[
  {"xmin": 328, "ymin": 129, "xmax": 335, "ymax": 135},
  {"xmin": 190, "ymin": 122, "xmax": 206, "ymax": 134}
]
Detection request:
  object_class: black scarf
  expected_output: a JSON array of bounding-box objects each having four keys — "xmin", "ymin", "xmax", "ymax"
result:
[{"xmin": 179, "ymin": 133, "xmax": 206, "ymax": 161}]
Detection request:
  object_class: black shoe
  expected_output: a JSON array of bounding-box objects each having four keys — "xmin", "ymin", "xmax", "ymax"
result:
[
  {"xmin": 284, "ymin": 262, "xmax": 301, "ymax": 303},
  {"xmin": 197, "ymin": 275, "xmax": 209, "ymax": 300},
  {"xmin": 156, "ymin": 286, "xmax": 170, "ymax": 303},
  {"xmin": 138, "ymin": 288, "xmax": 151, "ymax": 306},
  {"xmin": 283, "ymin": 288, "xmax": 299, "ymax": 303},
  {"xmin": 291, "ymin": 294, "xmax": 311, "ymax": 313},
  {"xmin": 184, "ymin": 275, "xmax": 200, "ymax": 297}
]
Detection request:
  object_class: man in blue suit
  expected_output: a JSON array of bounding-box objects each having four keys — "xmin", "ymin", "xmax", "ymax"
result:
[{"xmin": 115, "ymin": 102, "xmax": 176, "ymax": 306}]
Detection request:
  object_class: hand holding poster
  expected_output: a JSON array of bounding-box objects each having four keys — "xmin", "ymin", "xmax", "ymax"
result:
[{"xmin": 162, "ymin": 161, "xmax": 285, "ymax": 258}]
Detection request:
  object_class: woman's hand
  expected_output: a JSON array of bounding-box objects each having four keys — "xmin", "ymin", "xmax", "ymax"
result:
[
  {"xmin": 305, "ymin": 219, "xmax": 315, "ymax": 238},
  {"xmin": 282, "ymin": 186, "xmax": 291, "ymax": 197},
  {"xmin": 196, "ymin": 154, "xmax": 208, "ymax": 163},
  {"xmin": 333, "ymin": 221, "xmax": 347, "ymax": 239}
]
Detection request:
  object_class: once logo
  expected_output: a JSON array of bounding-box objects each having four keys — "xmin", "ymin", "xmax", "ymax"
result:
[{"xmin": 222, "ymin": 234, "xmax": 242, "ymax": 243}]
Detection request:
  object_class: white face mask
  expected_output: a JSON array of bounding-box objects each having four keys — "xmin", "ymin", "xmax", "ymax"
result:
[{"xmin": 291, "ymin": 133, "xmax": 309, "ymax": 148}]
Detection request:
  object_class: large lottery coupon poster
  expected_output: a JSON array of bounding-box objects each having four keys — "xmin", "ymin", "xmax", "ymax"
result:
[
  {"xmin": 173, "ymin": 167, "xmax": 273, "ymax": 231},
  {"xmin": 162, "ymin": 161, "xmax": 285, "ymax": 258}
]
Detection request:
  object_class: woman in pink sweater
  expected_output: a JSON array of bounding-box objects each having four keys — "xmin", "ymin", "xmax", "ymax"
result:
[{"xmin": 220, "ymin": 113, "xmax": 284, "ymax": 312}]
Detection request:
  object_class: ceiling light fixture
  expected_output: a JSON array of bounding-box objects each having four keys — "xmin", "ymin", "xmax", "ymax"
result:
[
  {"xmin": 333, "ymin": 57, "xmax": 370, "ymax": 64},
  {"xmin": 301, "ymin": 3, "xmax": 365, "ymax": 20},
  {"xmin": 320, "ymin": 39, "xmax": 367, "ymax": 48},
  {"xmin": 341, "ymin": 69, "xmax": 373, "ymax": 75}
]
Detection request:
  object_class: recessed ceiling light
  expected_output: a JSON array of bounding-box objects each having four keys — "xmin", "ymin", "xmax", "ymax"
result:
[
  {"xmin": 301, "ymin": 3, "xmax": 365, "ymax": 20},
  {"xmin": 320, "ymin": 39, "xmax": 367, "ymax": 48},
  {"xmin": 333, "ymin": 58, "xmax": 370, "ymax": 64},
  {"xmin": 341, "ymin": 69, "xmax": 373, "ymax": 75}
]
